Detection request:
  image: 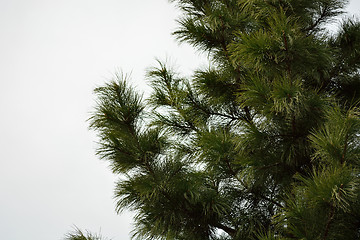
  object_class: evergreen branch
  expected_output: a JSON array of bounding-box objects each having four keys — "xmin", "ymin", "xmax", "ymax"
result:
[
  {"xmin": 64, "ymin": 226, "xmax": 108, "ymax": 240},
  {"xmin": 187, "ymin": 91, "xmax": 238, "ymax": 120},
  {"xmin": 209, "ymin": 12, "xmax": 256, "ymax": 126},
  {"xmin": 291, "ymin": 115, "xmax": 296, "ymax": 136},
  {"xmin": 322, "ymin": 182, "xmax": 343, "ymax": 240},
  {"xmin": 258, "ymin": 193, "xmax": 283, "ymax": 209},
  {"xmin": 187, "ymin": 90, "xmax": 253, "ymax": 125},
  {"xmin": 304, "ymin": 6, "xmax": 330, "ymax": 33},
  {"xmin": 341, "ymin": 133, "xmax": 349, "ymax": 164},
  {"xmin": 322, "ymin": 202, "xmax": 335, "ymax": 240},
  {"xmin": 244, "ymin": 106, "xmax": 253, "ymax": 123},
  {"xmin": 224, "ymin": 156, "xmax": 283, "ymax": 209},
  {"xmin": 282, "ymin": 30, "xmax": 292, "ymax": 76},
  {"xmin": 219, "ymin": 15, "xmax": 231, "ymax": 60},
  {"xmin": 255, "ymin": 162, "xmax": 281, "ymax": 170},
  {"xmin": 213, "ymin": 222, "xmax": 237, "ymax": 237}
]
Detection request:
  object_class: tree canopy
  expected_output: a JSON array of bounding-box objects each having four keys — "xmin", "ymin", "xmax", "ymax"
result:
[{"xmin": 88, "ymin": 0, "xmax": 360, "ymax": 239}]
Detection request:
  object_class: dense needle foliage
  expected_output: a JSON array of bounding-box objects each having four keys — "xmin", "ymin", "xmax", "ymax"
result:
[
  {"xmin": 64, "ymin": 227, "xmax": 108, "ymax": 240},
  {"xmin": 88, "ymin": 0, "xmax": 360, "ymax": 239}
]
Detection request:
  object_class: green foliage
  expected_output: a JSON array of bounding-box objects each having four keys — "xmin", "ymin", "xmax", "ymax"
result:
[
  {"xmin": 86, "ymin": 0, "xmax": 360, "ymax": 239},
  {"xmin": 64, "ymin": 227, "xmax": 108, "ymax": 240},
  {"xmin": 310, "ymin": 105, "xmax": 360, "ymax": 165},
  {"xmin": 280, "ymin": 166, "xmax": 360, "ymax": 239}
]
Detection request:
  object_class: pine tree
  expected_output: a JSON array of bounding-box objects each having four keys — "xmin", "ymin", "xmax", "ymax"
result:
[{"xmin": 88, "ymin": 0, "xmax": 360, "ymax": 239}]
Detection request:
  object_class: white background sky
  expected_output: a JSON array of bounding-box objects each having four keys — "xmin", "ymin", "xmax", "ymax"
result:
[{"xmin": 0, "ymin": 1, "xmax": 359, "ymax": 239}]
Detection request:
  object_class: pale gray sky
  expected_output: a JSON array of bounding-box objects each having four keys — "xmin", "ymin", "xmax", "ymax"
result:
[{"xmin": 0, "ymin": 1, "xmax": 359, "ymax": 240}]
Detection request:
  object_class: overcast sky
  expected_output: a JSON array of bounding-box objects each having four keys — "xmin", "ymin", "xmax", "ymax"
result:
[{"xmin": 0, "ymin": 1, "xmax": 359, "ymax": 240}]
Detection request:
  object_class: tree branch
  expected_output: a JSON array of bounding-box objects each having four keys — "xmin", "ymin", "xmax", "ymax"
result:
[
  {"xmin": 322, "ymin": 203, "xmax": 335, "ymax": 240},
  {"xmin": 341, "ymin": 133, "xmax": 348, "ymax": 164},
  {"xmin": 304, "ymin": 6, "xmax": 330, "ymax": 33},
  {"xmin": 224, "ymin": 157, "xmax": 283, "ymax": 208},
  {"xmin": 214, "ymin": 223, "xmax": 237, "ymax": 237}
]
